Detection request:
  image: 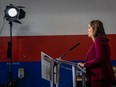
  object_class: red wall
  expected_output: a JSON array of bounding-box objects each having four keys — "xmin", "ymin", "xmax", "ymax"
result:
[{"xmin": 0, "ymin": 34, "xmax": 116, "ymax": 62}]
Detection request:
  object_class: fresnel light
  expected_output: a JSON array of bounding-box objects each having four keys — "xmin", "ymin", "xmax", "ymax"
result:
[{"xmin": 4, "ymin": 4, "xmax": 26, "ymax": 24}]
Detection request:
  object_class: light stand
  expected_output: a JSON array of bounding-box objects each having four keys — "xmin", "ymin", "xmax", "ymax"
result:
[
  {"xmin": 3, "ymin": 4, "xmax": 26, "ymax": 87},
  {"xmin": 6, "ymin": 21, "xmax": 16, "ymax": 87}
]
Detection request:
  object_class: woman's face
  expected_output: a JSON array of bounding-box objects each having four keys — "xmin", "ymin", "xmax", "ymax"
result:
[{"xmin": 87, "ymin": 24, "xmax": 94, "ymax": 38}]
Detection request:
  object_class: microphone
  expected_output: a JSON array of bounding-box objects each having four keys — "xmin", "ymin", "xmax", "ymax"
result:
[
  {"xmin": 58, "ymin": 42, "xmax": 80, "ymax": 59},
  {"xmin": 69, "ymin": 43, "xmax": 80, "ymax": 51}
]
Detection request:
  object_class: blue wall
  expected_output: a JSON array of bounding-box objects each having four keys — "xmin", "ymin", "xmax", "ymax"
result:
[
  {"xmin": 0, "ymin": 61, "xmax": 72, "ymax": 87},
  {"xmin": 0, "ymin": 60, "xmax": 116, "ymax": 87}
]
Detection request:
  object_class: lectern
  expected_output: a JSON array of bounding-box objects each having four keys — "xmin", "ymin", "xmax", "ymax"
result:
[{"xmin": 41, "ymin": 51, "xmax": 86, "ymax": 87}]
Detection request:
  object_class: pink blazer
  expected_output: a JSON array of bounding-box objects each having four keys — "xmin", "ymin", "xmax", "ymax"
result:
[{"xmin": 84, "ymin": 37, "xmax": 115, "ymax": 82}]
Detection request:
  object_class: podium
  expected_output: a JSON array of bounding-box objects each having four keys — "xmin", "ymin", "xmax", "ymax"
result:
[{"xmin": 41, "ymin": 51, "xmax": 86, "ymax": 87}]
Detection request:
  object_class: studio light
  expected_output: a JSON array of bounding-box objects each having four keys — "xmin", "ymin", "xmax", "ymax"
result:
[
  {"xmin": 4, "ymin": 4, "xmax": 26, "ymax": 24},
  {"xmin": 2, "ymin": 4, "xmax": 26, "ymax": 87}
]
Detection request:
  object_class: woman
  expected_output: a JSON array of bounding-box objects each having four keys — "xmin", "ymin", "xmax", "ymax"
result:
[{"xmin": 78, "ymin": 20, "xmax": 115, "ymax": 87}]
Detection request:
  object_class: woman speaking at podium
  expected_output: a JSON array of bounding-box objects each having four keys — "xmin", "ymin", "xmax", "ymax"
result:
[{"xmin": 78, "ymin": 20, "xmax": 115, "ymax": 87}]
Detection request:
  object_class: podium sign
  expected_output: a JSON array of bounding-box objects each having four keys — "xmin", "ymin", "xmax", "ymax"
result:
[
  {"xmin": 41, "ymin": 52, "xmax": 54, "ymax": 81},
  {"xmin": 41, "ymin": 52, "xmax": 60, "ymax": 87}
]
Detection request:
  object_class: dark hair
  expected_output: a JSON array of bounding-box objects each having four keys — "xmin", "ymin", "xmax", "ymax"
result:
[{"xmin": 90, "ymin": 20, "xmax": 107, "ymax": 38}]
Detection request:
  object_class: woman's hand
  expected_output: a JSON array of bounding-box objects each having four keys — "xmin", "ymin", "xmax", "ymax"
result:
[{"xmin": 78, "ymin": 62, "xmax": 85, "ymax": 67}]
